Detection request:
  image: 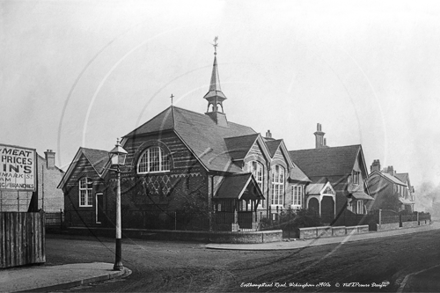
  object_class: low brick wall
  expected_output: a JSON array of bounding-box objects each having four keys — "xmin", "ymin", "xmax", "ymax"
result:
[
  {"xmin": 346, "ymin": 225, "xmax": 369, "ymax": 235},
  {"xmin": 317, "ymin": 226, "xmax": 332, "ymax": 238},
  {"xmin": 64, "ymin": 227, "xmax": 282, "ymax": 244},
  {"xmin": 299, "ymin": 227, "xmax": 320, "ymax": 239},
  {"xmin": 419, "ymin": 220, "xmax": 431, "ymax": 226},
  {"xmin": 332, "ymin": 226, "xmax": 346, "ymax": 237},
  {"xmin": 378, "ymin": 222, "xmax": 400, "ymax": 231},
  {"xmin": 299, "ymin": 225, "xmax": 369, "ymax": 239},
  {"xmin": 402, "ymin": 221, "xmax": 419, "ymax": 228},
  {"xmin": 358, "ymin": 225, "xmax": 369, "ymax": 233}
]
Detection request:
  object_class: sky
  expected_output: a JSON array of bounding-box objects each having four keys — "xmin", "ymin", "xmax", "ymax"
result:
[{"xmin": 1, "ymin": 0, "xmax": 440, "ymax": 205}]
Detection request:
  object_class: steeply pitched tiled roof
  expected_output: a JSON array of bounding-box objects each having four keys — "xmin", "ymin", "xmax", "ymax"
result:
[
  {"xmin": 307, "ymin": 183, "xmax": 326, "ymax": 195},
  {"xmin": 288, "ymin": 145, "xmax": 362, "ymax": 178},
  {"xmin": 352, "ymin": 191, "xmax": 374, "ymax": 200},
  {"xmin": 57, "ymin": 147, "xmax": 109, "ymax": 189},
  {"xmin": 265, "ymin": 140, "xmax": 282, "ymax": 157},
  {"xmin": 381, "ymin": 172, "xmax": 406, "ymax": 186},
  {"xmin": 224, "ymin": 134, "xmax": 259, "ymax": 161},
  {"xmin": 124, "ymin": 106, "xmax": 256, "ymax": 173},
  {"xmin": 215, "ymin": 173, "xmax": 264, "ymax": 200},
  {"xmin": 290, "ymin": 166, "xmax": 311, "ymax": 183},
  {"xmin": 395, "ymin": 173, "xmax": 409, "ymax": 185},
  {"xmin": 124, "ymin": 107, "xmax": 175, "ymax": 137},
  {"xmin": 81, "ymin": 148, "xmax": 109, "ymax": 175}
]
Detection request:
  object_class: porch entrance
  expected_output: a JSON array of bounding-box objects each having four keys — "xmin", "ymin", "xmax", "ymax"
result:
[
  {"xmin": 238, "ymin": 212, "xmax": 253, "ymax": 229},
  {"xmin": 213, "ymin": 173, "xmax": 265, "ymax": 232},
  {"xmin": 321, "ymin": 196, "xmax": 335, "ymax": 223}
]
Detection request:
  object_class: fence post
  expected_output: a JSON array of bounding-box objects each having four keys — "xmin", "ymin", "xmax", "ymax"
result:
[
  {"xmin": 378, "ymin": 209, "xmax": 382, "ymax": 230},
  {"xmin": 399, "ymin": 214, "xmax": 402, "ymax": 227},
  {"xmin": 417, "ymin": 211, "xmax": 420, "ymax": 225},
  {"xmin": 60, "ymin": 209, "xmax": 63, "ymax": 229}
]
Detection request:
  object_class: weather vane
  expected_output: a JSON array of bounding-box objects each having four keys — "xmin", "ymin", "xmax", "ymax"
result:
[
  {"xmin": 170, "ymin": 94, "xmax": 174, "ymax": 106},
  {"xmin": 212, "ymin": 36, "xmax": 218, "ymax": 55}
]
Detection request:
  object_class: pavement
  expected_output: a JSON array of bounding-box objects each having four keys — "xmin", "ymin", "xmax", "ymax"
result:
[
  {"xmin": 206, "ymin": 221, "xmax": 440, "ymax": 250},
  {"xmin": 0, "ymin": 222, "xmax": 438, "ymax": 292},
  {"xmin": 0, "ymin": 262, "xmax": 131, "ymax": 292}
]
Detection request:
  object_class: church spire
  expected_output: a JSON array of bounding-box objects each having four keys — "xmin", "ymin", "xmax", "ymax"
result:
[{"xmin": 204, "ymin": 36, "xmax": 227, "ymax": 115}]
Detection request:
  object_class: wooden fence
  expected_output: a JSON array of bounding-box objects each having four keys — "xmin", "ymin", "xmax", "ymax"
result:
[{"xmin": 0, "ymin": 211, "xmax": 46, "ymax": 269}]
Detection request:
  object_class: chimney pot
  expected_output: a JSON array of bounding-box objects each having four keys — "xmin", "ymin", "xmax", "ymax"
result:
[
  {"xmin": 266, "ymin": 130, "xmax": 272, "ymax": 139},
  {"xmin": 370, "ymin": 159, "xmax": 381, "ymax": 172},
  {"xmin": 314, "ymin": 123, "xmax": 325, "ymax": 149}
]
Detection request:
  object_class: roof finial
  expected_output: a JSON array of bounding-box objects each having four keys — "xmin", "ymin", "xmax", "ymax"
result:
[
  {"xmin": 170, "ymin": 94, "xmax": 174, "ymax": 106},
  {"xmin": 212, "ymin": 36, "xmax": 218, "ymax": 55}
]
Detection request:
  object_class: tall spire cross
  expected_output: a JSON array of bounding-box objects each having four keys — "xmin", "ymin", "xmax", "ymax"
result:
[
  {"xmin": 212, "ymin": 36, "xmax": 218, "ymax": 55},
  {"xmin": 170, "ymin": 94, "xmax": 174, "ymax": 106}
]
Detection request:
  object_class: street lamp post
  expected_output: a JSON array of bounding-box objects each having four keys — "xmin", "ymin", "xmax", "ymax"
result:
[{"xmin": 109, "ymin": 138, "xmax": 128, "ymax": 271}]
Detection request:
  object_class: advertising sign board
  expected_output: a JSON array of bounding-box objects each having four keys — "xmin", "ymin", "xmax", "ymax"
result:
[{"xmin": 0, "ymin": 144, "xmax": 37, "ymax": 191}]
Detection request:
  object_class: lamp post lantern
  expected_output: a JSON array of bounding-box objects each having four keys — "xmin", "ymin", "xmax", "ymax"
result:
[{"xmin": 109, "ymin": 138, "xmax": 128, "ymax": 271}]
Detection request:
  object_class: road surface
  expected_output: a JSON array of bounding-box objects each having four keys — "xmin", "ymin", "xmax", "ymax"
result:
[{"xmin": 45, "ymin": 229, "xmax": 440, "ymax": 292}]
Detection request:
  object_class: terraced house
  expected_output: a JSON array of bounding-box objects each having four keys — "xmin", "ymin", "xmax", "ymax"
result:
[
  {"xmin": 367, "ymin": 161, "xmax": 416, "ymax": 213},
  {"xmin": 59, "ymin": 48, "xmax": 310, "ymax": 232}
]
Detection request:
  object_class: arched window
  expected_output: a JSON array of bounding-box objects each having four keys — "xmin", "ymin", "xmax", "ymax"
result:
[
  {"xmin": 248, "ymin": 161, "xmax": 264, "ymax": 190},
  {"xmin": 137, "ymin": 146, "xmax": 170, "ymax": 174},
  {"xmin": 247, "ymin": 161, "xmax": 265, "ymax": 208},
  {"xmin": 79, "ymin": 177, "xmax": 93, "ymax": 207},
  {"xmin": 271, "ymin": 165, "xmax": 285, "ymax": 206}
]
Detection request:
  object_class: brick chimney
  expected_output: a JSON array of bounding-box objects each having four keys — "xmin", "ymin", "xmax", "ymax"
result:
[
  {"xmin": 314, "ymin": 123, "xmax": 325, "ymax": 149},
  {"xmin": 44, "ymin": 149, "xmax": 55, "ymax": 169},
  {"xmin": 266, "ymin": 130, "xmax": 272, "ymax": 139},
  {"xmin": 370, "ymin": 159, "xmax": 381, "ymax": 172},
  {"xmin": 384, "ymin": 166, "xmax": 395, "ymax": 176}
]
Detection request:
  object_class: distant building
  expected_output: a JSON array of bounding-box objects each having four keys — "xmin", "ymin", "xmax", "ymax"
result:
[
  {"xmin": 0, "ymin": 148, "xmax": 64, "ymax": 212},
  {"xmin": 367, "ymin": 161, "xmax": 415, "ymax": 212},
  {"xmin": 289, "ymin": 124, "xmax": 373, "ymax": 222}
]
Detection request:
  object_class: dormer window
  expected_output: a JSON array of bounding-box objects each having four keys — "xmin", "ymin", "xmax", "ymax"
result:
[
  {"xmin": 352, "ymin": 171, "xmax": 360, "ymax": 185},
  {"xmin": 137, "ymin": 146, "xmax": 170, "ymax": 174}
]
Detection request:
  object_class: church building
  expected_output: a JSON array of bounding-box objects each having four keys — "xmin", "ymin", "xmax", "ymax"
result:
[{"xmin": 59, "ymin": 44, "xmax": 310, "ymax": 231}]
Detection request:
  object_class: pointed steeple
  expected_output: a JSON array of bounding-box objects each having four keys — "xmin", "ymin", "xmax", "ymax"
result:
[{"xmin": 204, "ymin": 37, "xmax": 228, "ymax": 127}]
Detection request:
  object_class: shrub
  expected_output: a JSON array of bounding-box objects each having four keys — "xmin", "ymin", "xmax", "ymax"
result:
[{"xmin": 260, "ymin": 207, "xmax": 323, "ymax": 236}]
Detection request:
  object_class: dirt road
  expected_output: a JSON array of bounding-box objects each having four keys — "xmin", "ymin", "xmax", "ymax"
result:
[{"xmin": 46, "ymin": 229, "xmax": 440, "ymax": 292}]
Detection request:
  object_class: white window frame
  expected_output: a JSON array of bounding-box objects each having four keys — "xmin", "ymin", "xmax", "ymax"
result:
[
  {"xmin": 356, "ymin": 200, "xmax": 364, "ymax": 214},
  {"xmin": 291, "ymin": 185, "xmax": 303, "ymax": 208},
  {"xmin": 79, "ymin": 177, "xmax": 93, "ymax": 207},
  {"xmin": 247, "ymin": 161, "xmax": 265, "ymax": 208},
  {"xmin": 352, "ymin": 170, "xmax": 360, "ymax": 185},
  {"xmin": 271, "ymin": 165, "xmax": 285, "ymax": 206},
  {"xmin": 137, "ymin": 146, "xmax": 170, "ymax": 174},
  {"xmin": 96, "ymin": 193, "xmax": 103, "ymax": 224}
]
